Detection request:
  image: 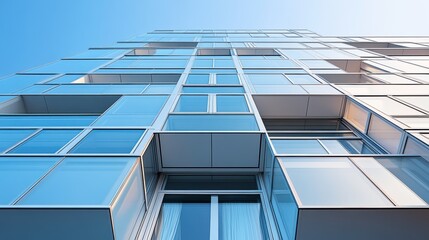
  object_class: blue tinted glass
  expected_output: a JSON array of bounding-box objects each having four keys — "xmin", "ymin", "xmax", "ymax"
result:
[
  {"xmin": 0, "ymin": 75, "xmax": 54, "ymax": 93},
  {"xmin": 70, "ymin": 130, "xmax": 145, "ymax": 153},
  {"xmin": 320, "ymin": 140, "xmax": 375, "ymax": 154},
  {"xmin": 214, "ymin": 59, "xmax": 235, "ymax": 68},
  {"xmin": 70, "ymin": 49, "xmax": 128, "ymax": 59},
  {"xmin": 216, "ymin": 74, "xmax": 240, "ymax": 84},
  {"xmin": 0, "ymin": 130, "xmax": 35, "ymax": 152},
  {"xmin": 191, "ymin": 69, "xmax": 237, "ymax": 74},
  {"xmin": 26, "ymin": 60, "xmax": 110, "ymax": 74},
  {"xmin": 155, "ymin": 197, "xmax": 211, "ymax": 240},
  {"xmin": 271, "ymin": 160, "xmax": 298, "ymax": 240},
  {"xmin": 272, "ymin": 140, "xmax": 327, "ymax": 154},
  {"xmin": 0, "ymin": 96, "xmax": 15, "ymax": 103},
  {"xmin": 143, "ymin": 84, "xmax": 175, "ymax": 94},
  {"xmin": 143, "ymin": 139, "xmax": 158, "ymax": 203},
  {"xmin": 104, "ymin": 96, "xmax": 168, "ymax": 115},
  {"xmin": 10, "ymin": 130, "xmax": 81, "ymax": 154},
  {"xmin": 164, "ymin": 115, "xmax": 259, "ymax": 131},
  {"xmin": 286, "ymin": 75, "xmax": 320, "ymax": 84},
  {"xmin": 175, "ymin": 95, "xmax": 208, "ymax": 112},
  {"xmin": 48, "ymin": 75, "xmax": 84, "ymax": 84},
  {"xmin": 107, "ymin": 59, "xmax": 188, "ymax": 68},
  {"xmin": 186, "ymin": 74, "xmax": 210, "ymax": 84},
  {"xmin": 193, "ymin": 59, "xmax": 213, "ymax": 68},
  {"xmin": 247, "ymin": 74, "xmax": 291, "ymax": 85},
  {"xmin": 0, "ymin": 116, "xmax": 97, "ymax": 127},
  {"xmin": 93, "ymin": 115, "xmax": 156, "ymax": 127},
  {"xmin": 0, "ymin": 157, "xmax": 60, "ymax": 204},
  {"xmin": 17, "ymin": 157, "xmax": 137, "ymax": 205},
  {"xmin": 240, "ymin": 59, "xmax": 298, "ymax": 68},
  {"xmin": 182, "ymin": 87, "xmax": 244, "ymax": 93},
  {"xmin": 216, "ymin": 95, "xmax": 249, "ymax": 112},
  {"xmin": 112, "ymin": 164, "xmax": 145, "ymax": 239},
  {"xmin": 47, "ymin": 85, "xmax": 147, "ymax": 94},
  {"xmin": 16, "ymin": 85, "xmax": 54, "ymax": 94}
]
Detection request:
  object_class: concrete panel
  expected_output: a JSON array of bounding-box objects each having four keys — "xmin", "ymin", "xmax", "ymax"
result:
[
  {"xmin": 297, "ymin": 208, "xmax": 429, "ymax": 240},
  {"xmin": 0, "ymin": 208, "xmax": 114, "ymax": 240},
  {"xmin": 212, "ymin": 134, "xmax": 261, "ymax": 167},
  {"xmin": 160, "ymin": 134, "xmax": 211, "ymax": 167}
]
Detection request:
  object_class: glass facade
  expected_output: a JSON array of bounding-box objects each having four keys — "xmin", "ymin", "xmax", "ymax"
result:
[{"xmin": 1, "ymin": 29, "xmax": 429, "ymax": 240}]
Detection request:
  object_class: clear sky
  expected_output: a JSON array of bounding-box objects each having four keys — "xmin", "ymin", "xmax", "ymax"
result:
[{"xmin": 1, "ymin": 0, "xmax": 428, "ymax": 77}]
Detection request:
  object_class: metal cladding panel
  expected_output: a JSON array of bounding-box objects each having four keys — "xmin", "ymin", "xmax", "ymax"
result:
[
  {"xmin": 0, "ymin": 208, "xmax": 114, "ymax": 240},
  {"xmin": 296, "ymin": 208, "xmax": 429, "ymax": 240}
]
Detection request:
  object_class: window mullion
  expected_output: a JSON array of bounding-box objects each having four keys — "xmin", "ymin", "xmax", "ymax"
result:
[{"xmin": 210, "ymin": 195, "xmax": 219, "ymax": 240}]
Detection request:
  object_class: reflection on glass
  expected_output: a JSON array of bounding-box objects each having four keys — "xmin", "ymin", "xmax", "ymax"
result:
[
  {"xmin": 271, "ymin": 160, "xmax": 298, "ymax": 240},
  {"xmin": 216, "ymin": 74, "xmax": 240, "ymax": 84},
  {"xmin": 174, "ymin": 95, "xmax": 208, "ymax": 112},
  {"xmin": 155, "ymin": 195, "xmax": 211, "ymax": 240},
  {"xmin": 164, "ymin": 115, "xmax": 259, "ymax": 131},
  {"xmin": 272, "ymin": 140, "xmax": 327, "ymax": 154},
  {"xmin": 0, "ymin": 130, "xmax": 35, "ymax": 152},
  {"xmin": 280, "ymin": 157, "xmax": 392, "ymax": 206},
  {"xmin": 186, "ymin": 74, "xmax": 210, "ymax": 84},
  {"xmin": 70, "ymin": 129, "xmax": 144, "ymax": 154},
  {"xmin": 216, "ymin": 95, "xmax": 249, "ymax": 112},
  {"xmin": 10, "ymin": 130, "xmax": 81, "ymax": 154}
]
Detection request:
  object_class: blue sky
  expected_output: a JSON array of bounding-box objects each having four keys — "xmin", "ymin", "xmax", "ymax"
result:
[{"xmin": 1, "ymin": 0, "xmax": 428, "ymax": 77}]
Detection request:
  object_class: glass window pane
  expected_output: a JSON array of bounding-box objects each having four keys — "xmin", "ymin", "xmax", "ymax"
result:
[
  {"xmin": 368, "ymin": 115, "xmax": 403, "ymax": 153},
  {"xmin": 0, "ymin": 130, "xmax": 35, "ymax": 152},
  {"xmin": 272, "ymin": 140, "xmax": 327, "ymax": 154},
  {"xmin": 17, "ymin": 157, "xmax": 137, "ymax": 205},
  {"xmin": 247, "ymin": 74, "xmax": 291, "ymax": 85},
  {"xmin": 26, "ymin": 60, "xmax": 110, "ymax": 74},
  {"xmin": 164, "ymin": 115, "xmax": 259, "ymax": 131},
  {"xmin": 186, "ymin": 74, "xmax": 210, "ymax": 84},
  {"xmin": 219, "ymin": 195, "xmax": 269, "ymax": 240},
  {"xmin": 112, "ymin": 162, "xmax": 145, "ymax": 240},
  {"xmin": 359, "ymin": 97, "xmax": 424, "ymax": 116},
  {"xmin": 0, "ymin": 75, "xmax": 54, "ymax": 93},
  {"xmin": 320, "ymin": 140, "xmax": 375, "ymax": 154},
  {"xmin": 10, "ymin": 130, "xmax": 81, "ymax": 154},
  {"xmin": 143, "ymin": 84, "xmax": 175, "ymax": 94},
  {"xmin": 0, "ymin": 157, "xmax": 60, "ymax": 204},
  {"xmin": 344, "ymin": 100, "xmax": 369, "ymax": 132},
  {"xmin": 280, "ymin": 157, "xmax": 392, "ymax": 206},
  {"xmin": 154, "ymin": 195, "xmax": 211, "ymax": 240},
  {"xmin": 0, "ymin": 116, "xmax": 97, "ymax": 127},
  {"xmin": 286, "ymin": 75, "xmax": 320, "ymax": 84},
  {"xmin": 351, "ymin": 156, "xmax": 429, "ymax": 206},
  {"xmin": 216, "ymin": 74, "xmax": 240, "ymax": 84},
  {"xmin": 182, "ymin": 86, "xmax": 244, "ymax": 93},
  {"xmin": 174, "ymin": 95, "xmax": 208, "ymax": 112},
  {"xmin": 70, "ymin": 130, "xmax": 144, "ymax": 153},
  {"xmin": 143, "ymin": 138, "xmax": 158, "ymax": 203},
  {"xmin": 216, "ymin": 95, "xmax": 249, "ymax": 112},
  {"xmin": 271, "ymin": 159, "xmax": 298, "ymax": 240}
]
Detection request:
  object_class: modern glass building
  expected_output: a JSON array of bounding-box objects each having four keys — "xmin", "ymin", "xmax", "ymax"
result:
[{"xmin": 1, "ymin": 29, "xmax": 429, "ymax": 240}]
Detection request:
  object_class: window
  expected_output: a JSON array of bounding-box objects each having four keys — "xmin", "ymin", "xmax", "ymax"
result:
[
  {"xmin": 216, "ymin": 95, "xmax": 249, "ymax": 112},
  {"xmin": 26, "ymin": 60, "xmax": 110, "ymax": 74},
  {"xmin": 153, "ymin": 195, "xmax": 268, "ymax": 240},
  {"xmin": 0, "ymin": 157, "xmax": 60, "ymax": 204},
  {"xmin": 9, "ymin": 130, "xmax": 81, "ymax": 154},
  {"xmin": 280, "ymin": 157, "xmax": 392, "ymax": 206},
  {"xmin": 174, "ymin": 95, "xmax": 208, "ymax": 112},
  {"xmin": 0, "ymin": 116, "xmax": 97, "ymax": 127},
  {"xmin": 70, "ymin": 129, "xmax": 144, "ymax": 154},
  {"xmin": 0, "ymin": 130, "xmax": 36, "ymax": 152},
  {"xmin": 368, "ymin": 115, "xmax": 403, "ymax": 153},
  {"xmin": 186, "ymin": 74, "xmax": 210, "ymax": 84},
  {"xmin": 247, "ymin": 74, "xmax": 291, "ymax": 85},
  {"xmin": 182, "ymin": 86, "xmax": 244, "ymax": 93},
  {"xmin": 94, "ymin": 96, "xmax": 167, "ymax": 126},
  {"xmin": 165, "ymin": 176, "xmax": 258, "ymax": 190},
  {"xmin": 344, "ymin": 100, "xmax": 369, "ymax": 132},
  {"xmin": 17, "ymin": 157, "xmax": 138, "ymax": 205},
  {"xmin": 272, "ymin": 140, "xmax": 327, "ymax": 154},
  {"xmin": 216, "ymin": 74, "xmax": 240, "ymax": 84}
]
